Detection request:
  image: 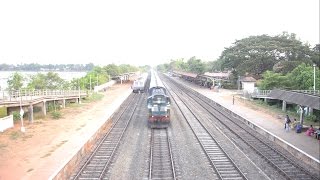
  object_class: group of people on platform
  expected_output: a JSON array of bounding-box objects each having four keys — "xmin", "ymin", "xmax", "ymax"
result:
[{"xmin": 284, "ymin": 115, "xmax": 320, "ymax": 140}]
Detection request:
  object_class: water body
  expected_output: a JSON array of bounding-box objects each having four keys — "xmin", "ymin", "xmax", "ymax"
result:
[{"xmin": 0, "ymin": 71, "xmax": 87, "ymax": 90}]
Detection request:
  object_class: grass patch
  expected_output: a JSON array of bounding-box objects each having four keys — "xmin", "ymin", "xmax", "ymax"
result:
[
  {"xmin": 10, "ymin": 131, "xmax": 22, "ymax": 140},
  {"xmin": 82, "ymin": 93, "xmax": 104, "ymax": 103},
  {"xmin": 50, "ymin": 111, "xmax": 62, "ymax": 119}
]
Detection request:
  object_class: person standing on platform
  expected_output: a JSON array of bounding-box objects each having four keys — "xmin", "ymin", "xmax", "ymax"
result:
[
  {"xmin": 315, "ymin": 128, "xmax": 320, "ymax": 140},
  {"xmin": 284, "ymin": 115, "xmax": 291, "ymax": 131},
  {"xmin": 291, "ymin": 118, "xmax": 298, "ymax": 129}
]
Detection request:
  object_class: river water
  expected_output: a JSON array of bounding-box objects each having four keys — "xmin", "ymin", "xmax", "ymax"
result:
[{"xmin": 0, "ymin": 71, "xmax": 87, "ymax": 90}]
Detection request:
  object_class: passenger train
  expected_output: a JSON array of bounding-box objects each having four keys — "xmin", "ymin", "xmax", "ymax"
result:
[
  {"xmin": 132, "ymin": 73, "xmax": 148, "ymax": 93},
  {"xmin": 147, "ymin": 70, "xmax": 171, "ymax": 128}
]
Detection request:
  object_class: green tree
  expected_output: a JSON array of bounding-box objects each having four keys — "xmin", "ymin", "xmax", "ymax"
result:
[
  {"xmin": 258, "ymin": 64, "xmax": 319, "ymax": 90},
  {"xmin": 258, "ymin": 71, "xmax": 289, "ymax": 90},
  {"xmin": 46, "ymin": 72, "xmax": 65, "ymax": 89},
  {"xmin": 217, "ymin": 32, "xmax": 313, "ymax": 78},
  {"xmin": 187, "ymin": 56, "xmax": 205, "ymax": 74},
  {"xmin": 103, "ymin": 64, "xmax": 120, "ymax": 76},
  {"xmin": 28, "ymin": 73, "xmax": 47, "ymax": 89},
  {"xmin": 7, "ymin": 72, "xmax": 24, "ymax": 90},
  {"xmin": 27, "ymin": 72, "xmax": 66, "ymax": 89},
  {"xmin": 286, "ymin": 63, "xmax": 320, "ymax": 90},
  {"xmin": 169, "ymin": 58, "xmax": 188, "ymax": 71}
]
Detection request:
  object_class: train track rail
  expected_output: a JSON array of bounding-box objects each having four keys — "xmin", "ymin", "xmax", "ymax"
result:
[
  {"xmin": 165, "ymin": 81, "xmax": 247, "ymax": 180},
  {"xmin": 149, "ymin": 128, "xmax": 176, "ymax": 180},
  {"xmin": 164, "ymin": 76, "xmax": 317, "ymax": 180},
  {"xmin": 72, "ymin": 94, "xmax": 141, "ymax": 179}
]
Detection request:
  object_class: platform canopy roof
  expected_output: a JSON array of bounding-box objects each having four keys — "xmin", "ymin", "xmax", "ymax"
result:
[
  {"xmin": 268, "ymin": 90, "xmax": 320, "ymax": 110},
  {"xmin": 172, "ymin": 71, "xmax": 198, "ymax": 78},
  {"xmin": 203, "ymin": 72, "xmax": 231, "ymax": 79}
]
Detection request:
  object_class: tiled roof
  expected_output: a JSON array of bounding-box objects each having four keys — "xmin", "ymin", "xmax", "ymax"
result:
[{"xmin": 241, "ymin": 77, "xmax": 256, "ymax": 82}]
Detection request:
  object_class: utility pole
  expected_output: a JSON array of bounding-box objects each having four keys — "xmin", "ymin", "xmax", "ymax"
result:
[{"xmin": 314, "ymin": 64, "xmax": 316, "ymax": 91}]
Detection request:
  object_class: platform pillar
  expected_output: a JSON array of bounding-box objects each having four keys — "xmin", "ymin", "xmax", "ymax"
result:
[
  {"xmin": 300, "ymin": 106, "xmax": 305, "ymax": 125},
  {"xmin": 42, "ymin": 100, "xmax": 46, "ymax": 116},
  {"xmin": 308, "ymin": 107, "xmax": 313, "ymax": 115},
  {"xmin": 282, "ymin": 101, "xmax": 287, "ymax": 111},
  {"xmin": 29, "ymin": 103, "xmax": 33, "ymax": 123},
  {"xmin": 62, "ymin": 99, "xmax": 66, "ymax": 108}
]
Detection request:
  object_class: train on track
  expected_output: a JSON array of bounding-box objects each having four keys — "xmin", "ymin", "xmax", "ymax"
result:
[
  {"xmin": 147, "ymin": 70, "xmax": 171, "ymax": 128},
  {"xmin": 132, "ymin": 73, "xmax": 148, "ymax": 93}
]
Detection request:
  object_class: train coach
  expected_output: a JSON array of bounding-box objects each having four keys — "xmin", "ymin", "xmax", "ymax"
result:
[
  {"xmin": 132, "ymin": 73, "xmax": 148, "ymax": 93},
  {"xmin": 147, "ymin": 70, "xmax": 171, "ymax": 128}
]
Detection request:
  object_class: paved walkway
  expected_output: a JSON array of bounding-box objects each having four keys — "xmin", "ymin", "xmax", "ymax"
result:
[{"xmin": 174, "ymin": 78, "xmax": 320, "ymax": 161}]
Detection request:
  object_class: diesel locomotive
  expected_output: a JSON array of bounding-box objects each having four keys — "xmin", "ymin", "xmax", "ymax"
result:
[{"xmin": 147, "ymin": 70, "xmax": 171, "ymax": 128}]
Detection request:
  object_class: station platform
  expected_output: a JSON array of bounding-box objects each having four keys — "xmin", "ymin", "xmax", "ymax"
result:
[
  {"xmin": 172, "ymin": 77, "xmax": 320, "ymax": 162},
  {"xmin": 24, "ymin": 86, "xmax": 133, "ymax": 180}
]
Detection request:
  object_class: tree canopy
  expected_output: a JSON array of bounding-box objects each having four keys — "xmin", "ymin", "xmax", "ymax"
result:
[
  {"xmin": 215, "ymin": 32, "xmax": 315, "ymax": 78},
  {"xmin": 7, "ymin": 72, "xmax": 24, "ymax": 91},
  {"xmin": 258, "ymin": 63, "xmax": 319, "ymax": 90}
]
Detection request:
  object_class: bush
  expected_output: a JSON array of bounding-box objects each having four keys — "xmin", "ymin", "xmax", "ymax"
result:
[
  {"xmin": 51, "ymin": 111, "xmax": 62, "ymax": 119},
  {"xmin": 47, "ymin": 102, "xmax": 61, "ymax": 112},
  {"xmin": 305, "ymin": 114, "xmax": 317, "ymax": 122},
  {"xmin": 33, "ymin": 106, "xmax": 42, "ymax": 113},
  {"xmin": 0, "ymin": 107, "xmax": 7, "ymax": 118},
  {"xmin": 12, "ymin": 111, "xmax": 21, "ymax": 122}
]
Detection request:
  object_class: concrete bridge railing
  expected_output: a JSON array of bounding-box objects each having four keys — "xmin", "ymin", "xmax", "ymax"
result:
[{"xmin": 0, "ymin": 89, "xmax": 87, "ymax": 102}]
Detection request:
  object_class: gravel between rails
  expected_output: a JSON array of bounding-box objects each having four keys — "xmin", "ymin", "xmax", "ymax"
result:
[{"xmin": 105, "ymin": 93, "xmax": 150, "ymax": 180}]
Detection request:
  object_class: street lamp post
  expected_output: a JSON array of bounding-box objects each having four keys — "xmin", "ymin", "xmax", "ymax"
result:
[{"xmin": 313, "ymin": 64, "xmax": 316, "ymax": 91}]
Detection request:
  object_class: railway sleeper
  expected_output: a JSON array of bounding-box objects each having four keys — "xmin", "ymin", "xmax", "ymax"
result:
[
  {"xmin": 152, "ymin": 163, "xmax": 172, "ymax": 168},
  {"xmin": 78, "ymin": 175, "xmax": 101, "ymax": 179}
]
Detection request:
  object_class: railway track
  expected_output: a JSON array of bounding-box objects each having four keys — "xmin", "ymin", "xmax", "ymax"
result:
[
  {"xmin": 71, "ymin": 93, "xmax": 141, "ymax": 179},
  {"xmin": 149, "ymin": 128, "xmax": 176, "ymax": 180},
  {"xmin": 165, "ymin": 81, "xmax": 247, "ymax": 180},
  {"xmin": 164, "ymin": 76, "xmax": 318, "ymax": 180}
]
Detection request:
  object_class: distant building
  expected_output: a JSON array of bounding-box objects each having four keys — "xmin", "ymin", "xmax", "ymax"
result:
[{"xmin": 241, "ymin": 76, "xmax": 256, "ymax": 93}]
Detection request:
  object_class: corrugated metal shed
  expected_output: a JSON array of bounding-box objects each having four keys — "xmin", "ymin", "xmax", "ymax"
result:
[{"xmin": 268, "ymin": 90, "xmax": 320, "ymax": 110}]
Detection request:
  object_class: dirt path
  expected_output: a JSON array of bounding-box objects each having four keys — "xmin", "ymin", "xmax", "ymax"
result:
[{"xmin": 0, "ymin": 83, "xmax": 132, "ymax": 180}]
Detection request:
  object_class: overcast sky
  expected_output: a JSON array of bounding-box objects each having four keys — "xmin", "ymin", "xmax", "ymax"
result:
[{"xmin": 0, "ymin": 0, "xmax": 319, "ymax": 67}]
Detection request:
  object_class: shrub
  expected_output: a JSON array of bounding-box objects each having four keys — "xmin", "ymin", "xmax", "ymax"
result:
[
  {"xmin": 48, "ymin": 102, "xmax": 61, "ymax": 112},
  {"xmin": 0, "ymin": 107, "xmax": 7, "ymax": 118},
  {"xmin": 51, "ymin": 111, "xmax": 62, "ymax": 119},
  {"xmin": 33, "ymin": 106, "xmax": 42, "ymax": 113},
  {"xmin": 305, "ymin": 114, "xmax": 317, "ymax": 122},
  {"xmin": 12, "ymin": 111, "xmax": 21, "ymax": 122}
]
